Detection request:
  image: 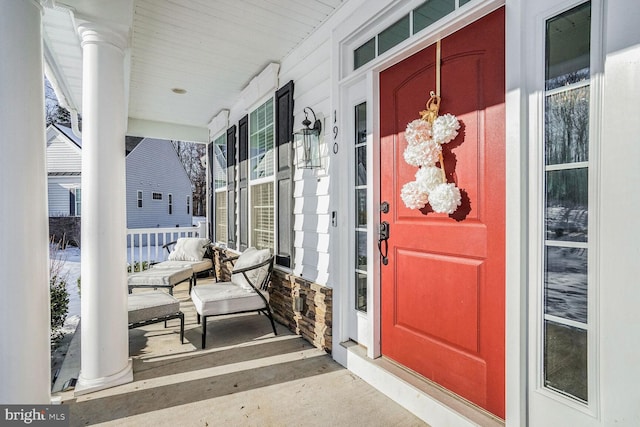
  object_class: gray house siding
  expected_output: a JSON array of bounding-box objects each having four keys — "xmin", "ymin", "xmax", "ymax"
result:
[
  {"xmin": 126, "ymin": 138, "xmax": 193, "ymax": 229},
  {"xmin": 48, "ymin": 176, "xmax": 80, "ymax": 216},
  {"xmin": 46, "ymin": 125, "xmax": 82, "ymax": 216}
]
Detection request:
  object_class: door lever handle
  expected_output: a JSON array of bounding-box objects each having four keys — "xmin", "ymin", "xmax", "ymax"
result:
[{"xmin": 378, "ymin": 221, "xmax": 390, "ymax": 265}]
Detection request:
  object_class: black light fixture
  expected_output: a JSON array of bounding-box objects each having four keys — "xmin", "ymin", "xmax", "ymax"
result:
[{"xmin": 293, "ymin": 107, "xmax": 322, "ymax": 169}]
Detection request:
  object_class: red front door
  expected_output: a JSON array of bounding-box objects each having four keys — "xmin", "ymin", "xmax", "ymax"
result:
[{"xmin": 380, "ymin": 8, "xmax": 505, "ymax": 418}]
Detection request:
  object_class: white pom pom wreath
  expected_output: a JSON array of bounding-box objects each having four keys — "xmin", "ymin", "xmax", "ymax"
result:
[
  {"xmin": 405, "ymin": 119, "xmax": 432, "ymax": 146},
  {"xmin": 401, "ymin": 181, "xmax": 429, "ymax": 209},
  {"xmin": 429, "ymin": 183, "xmax": 462, "ymax": 214},
  {"xmin": 432, "ymin": 113, "xmax": 460, "ymax": 144},
  {"xmin": 415, "ymin": 166, "xmax": 444, "ymax": 193},
  {"xmin": 403, "ymin": 139, "xmax": 442, "ymax": 167}
]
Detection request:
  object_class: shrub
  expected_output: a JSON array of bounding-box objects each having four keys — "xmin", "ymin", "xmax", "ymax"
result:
[
  {"xmin": 49, "ymin": 238, "xmax": 70, "ymax": 347},
  {"xmin": 127, "ymin": 260, "xmax": 150, "ymax": 273}
]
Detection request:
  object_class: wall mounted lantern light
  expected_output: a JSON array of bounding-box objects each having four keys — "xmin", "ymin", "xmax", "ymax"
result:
[{"xmin": 293, "ymin": 107, "xmax": 322, "ymax": 169}]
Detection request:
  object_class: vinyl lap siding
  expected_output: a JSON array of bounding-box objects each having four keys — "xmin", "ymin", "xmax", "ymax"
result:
[
  {"xmin": 126, "ymin": 138, "xmax": 194, "ymax": 229},
  {"xmin": 280, "ymin": 30, "xmax": 332, "ymax": 285},
  {"xmin": 47, "ymin": 137, "xmax": 81, "ymax": 173},
  {"xmin": 48, "ymin": 176, "xmax": 80, "ymax": 216}
]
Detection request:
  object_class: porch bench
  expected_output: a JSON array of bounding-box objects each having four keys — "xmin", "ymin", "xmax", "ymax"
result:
[
  {"xmin": 127, "ymin": 266, "xmax": 193, "ymax": 295},
  {"xmin": 128, "ymin": 291, "xmax": 184, "ymax": 343}
]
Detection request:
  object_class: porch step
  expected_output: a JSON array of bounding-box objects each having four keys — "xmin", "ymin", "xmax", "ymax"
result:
[
  {"xmin": 52, "ymin": 319, "xmax": 81, "ymax": 394},
  {"xmin": 343, "ymin": 341, "xmax": 504, "ymax": 427}
]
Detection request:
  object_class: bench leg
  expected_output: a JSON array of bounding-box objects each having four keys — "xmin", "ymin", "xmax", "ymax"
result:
[
  {"xmin": 201, "ymin": 316, "xmax": 207, "ymax": 349},
  {"xmin": 179, "ymin": 312, "xmax": 184, "ymax": 344}
]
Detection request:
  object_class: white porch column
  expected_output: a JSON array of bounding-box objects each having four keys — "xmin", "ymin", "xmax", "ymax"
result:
[
  {"xmin": 74, "ymin": 21, "xmax": 132, "ymax": 395},
  {"xmin": 0, "ymin": 0, "xmax": 51, "ymax": 404}
]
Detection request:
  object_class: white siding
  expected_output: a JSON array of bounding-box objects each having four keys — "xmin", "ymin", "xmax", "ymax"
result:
[
  {"xmin": 279, "ymin": 17, "xmax": 335, "ymax": 285},
  {"xmin": 46, "ymin": 133, "xmax": 81, "ymax": 173},
  {"xmin": 126, "ymin": 138, "xmax": 194, "ymax": 229}
]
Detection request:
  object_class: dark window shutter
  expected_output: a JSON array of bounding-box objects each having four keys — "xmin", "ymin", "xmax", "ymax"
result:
[
  {"xmin": 226, "ymin": 125, "xmax": 237, "ymax": 250},
  {"xmin": 69, "ymin": 190, "xmax": 76, "ymax": 216},
  {"xmin": 238, "ymin": 115, "xmax": 249, "ymax": 252},
  {"xmin": 274, "ymin": 80, "xmax": 294, "ymax": 268}
]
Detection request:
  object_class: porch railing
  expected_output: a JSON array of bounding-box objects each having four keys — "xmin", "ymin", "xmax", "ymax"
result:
[{"xmin": 126, "ymin": 222, "xmax": 207, "ymax": 270}]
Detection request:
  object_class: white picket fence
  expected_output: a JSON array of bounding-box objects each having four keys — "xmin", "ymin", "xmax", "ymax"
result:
[{"xmin": 126, "ymin": 221, "xmax": 207, "ymax": 268}]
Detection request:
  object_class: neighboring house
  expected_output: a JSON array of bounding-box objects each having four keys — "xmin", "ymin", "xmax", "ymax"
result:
[
  {"xmin": 46, "ymin": 124, "xmax": 82, "ymax": 217},
  {"xmin": 125, "ymin": 137, "xmax": 193, "ymax": 228},
  {"xmin": 46, "ymin": 124, "xmax": 193, "ymax": 228}
]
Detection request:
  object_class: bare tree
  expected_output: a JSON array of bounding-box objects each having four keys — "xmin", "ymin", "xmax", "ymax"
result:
[
  {"xmin": 172, "ymin": 140, "xmax": 207, "ymax": 217},
  {"xmin": 44, "ymin": 78, "xmax": 71, "ymax": 125}
]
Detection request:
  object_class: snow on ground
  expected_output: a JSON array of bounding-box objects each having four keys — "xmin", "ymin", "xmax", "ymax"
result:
[{"xmin": 52, "ymin": 246, "xmax": 82, "ymax": 319}]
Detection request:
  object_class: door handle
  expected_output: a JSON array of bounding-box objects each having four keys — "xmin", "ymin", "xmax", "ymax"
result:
[{"xmin": 378, "ymin": 221, "xmax": 390, "ymax": 265}]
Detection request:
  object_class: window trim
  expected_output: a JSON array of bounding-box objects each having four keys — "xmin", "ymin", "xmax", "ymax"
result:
[
  {"xmin": 530, "ymin": 0, "xmax": 602, "ymax": 415},
  {"xmin": 137, "ymin": 190, "xmax": 143, "ymax": 208},
  {"xmin": 246, "ymin": 95, "xmax": 276, "ymax": 252},
  {"xmin": 168, "ymin": 193, "xmax": 173, "ymax": 215}
]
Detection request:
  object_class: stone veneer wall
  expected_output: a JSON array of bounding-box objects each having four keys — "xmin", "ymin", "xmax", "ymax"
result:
[{"xmin": 213, "ymin": 248, "xmax": 333, "ymax": 353}]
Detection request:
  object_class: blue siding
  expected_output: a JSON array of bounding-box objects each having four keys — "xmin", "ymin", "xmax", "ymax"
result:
[{"xmin": 126, "ymin": 138, "xmax": 193, "ymax": 228}]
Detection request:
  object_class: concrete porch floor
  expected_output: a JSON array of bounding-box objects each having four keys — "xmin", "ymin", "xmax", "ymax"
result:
[{"xmin": 53, "ymin": 278, "xmax": 427, "ymax": 426}]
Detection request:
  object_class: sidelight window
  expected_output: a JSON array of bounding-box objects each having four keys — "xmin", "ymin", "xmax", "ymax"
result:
[{"xmin": 542, "ymin": 1, "xmax": 592, "ymax": 403}]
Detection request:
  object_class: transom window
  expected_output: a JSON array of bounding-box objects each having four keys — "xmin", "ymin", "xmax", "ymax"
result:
[
  {"xmin": 542, "ymin": 1, "xmax": 592, "ymax": 404},
  {"xmin": 353, "ymin": 0, "xmax": 473, "ymax": 70}
]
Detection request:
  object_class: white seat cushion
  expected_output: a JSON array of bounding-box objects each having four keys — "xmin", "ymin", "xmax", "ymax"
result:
[
  {"xmin": 128, "ymin": 291, "xmax": 180, "ymax": 324},
  {"xmin": 191, "ymin": 282, "xmax": 268, "ymax": 316},
  {"xmin": 230, "ymin": 247, "xmax": 271, "ymax": 290},
  {"xmin": 128, "ymin": 267, "xmax": 192, "ymax": 287},
  {"xmin": 152, "ymin": 259, "xmax": 213, "ymax": 274},
  {"xmin": 168, "ymin": 237, "xmax": 209, "ymax": 261}
]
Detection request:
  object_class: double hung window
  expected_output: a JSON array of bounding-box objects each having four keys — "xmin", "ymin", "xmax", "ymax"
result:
[
  {"xmin": 213, "ymin": 133, "xmax": 228, "ymax": 243},
  {"xmin": 248, "ymin": 98, "xmax": 275, "ymax": 251}
]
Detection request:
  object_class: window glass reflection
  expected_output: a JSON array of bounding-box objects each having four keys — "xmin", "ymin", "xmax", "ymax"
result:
[
  {"xmin": 356, "ymin": 189, "xmax": 367, "ymax": 228},
  {"xmin": 378, "ymin": 15, "xmax": 410, "ymax": 55},
  {"xmin": 545, "ymin": 168, "xmax": 588, "ymax": 242},
  {"xmin": 356, "ymin": 230, "xmax": 367, "ymax": 271},
  {"xmin": 545, "ymin": 2, "xmax": 591, "ymax": 90},
  {"xmin": 356, "ymin": 272, "xmax": 367, "ymax": 312},
  {"xmin": 545, "ymin": 246, "xmax": 588, "ymax": 323},
  {"xmin": 413, "ymin": 0, "xmax": 455, "ymax": 34},
  {"xmin": 545, "ymin": 86, "xmax": 589, "ymax": 165}
]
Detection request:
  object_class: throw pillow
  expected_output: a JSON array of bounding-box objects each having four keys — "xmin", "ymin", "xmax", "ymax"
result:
[
  {"xmin": 167, "ymin": 237, "xmax": 209, "ymax": 261},
  {"xmin": 231, "ymin": 247, "xmax": 271, "ymax": 290}
]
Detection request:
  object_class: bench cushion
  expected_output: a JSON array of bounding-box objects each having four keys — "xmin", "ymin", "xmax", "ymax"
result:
[
  {"xmin": 152, "ymin": 259, "xmax": 213, "ymax": 274},
  {"xmin": 191, "ymin": 283, "xmax": 268, "ymax": 316},
  {"xmin": 127, "ymin": 266, "xmax": 192, "ymax": 287},
  {"xmin": 128, "ymin": 291, "xmax": 181, "ymax": 324}
]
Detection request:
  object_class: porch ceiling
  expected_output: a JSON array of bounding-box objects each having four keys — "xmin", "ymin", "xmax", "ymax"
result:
[{"xmin": 42, "ymin": 0, "xmax": 344, "ymax": 139}]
